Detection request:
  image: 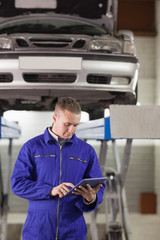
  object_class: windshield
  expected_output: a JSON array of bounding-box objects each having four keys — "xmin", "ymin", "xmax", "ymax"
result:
[{"xmin": 0, "ymin": 17, "xmax": 108, "ymax": 35}]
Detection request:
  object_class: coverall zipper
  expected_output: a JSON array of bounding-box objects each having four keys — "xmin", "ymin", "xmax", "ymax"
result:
[{"xmin": 55, "ymin": 144, "xmax": 63, "ymax": 240}]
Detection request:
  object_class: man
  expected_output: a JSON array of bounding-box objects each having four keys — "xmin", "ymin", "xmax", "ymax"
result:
[{"xmin": 11, "ymin": 97, "xmax": 105, "ymax": 240}]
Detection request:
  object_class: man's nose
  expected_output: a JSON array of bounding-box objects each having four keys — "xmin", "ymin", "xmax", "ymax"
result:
[{"xmin": 68, "ymin": 125, "xmax": 74, "ymax": 132}]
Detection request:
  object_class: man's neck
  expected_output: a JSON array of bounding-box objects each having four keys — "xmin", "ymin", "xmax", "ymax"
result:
[{"xmin": 48, "ymin": 127, "xmax": 59, "ymax": 140}]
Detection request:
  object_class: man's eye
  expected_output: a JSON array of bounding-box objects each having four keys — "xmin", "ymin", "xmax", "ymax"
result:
[{"xmin": 64, "ymin": 123, "xmax": 70, "ymax": 126}]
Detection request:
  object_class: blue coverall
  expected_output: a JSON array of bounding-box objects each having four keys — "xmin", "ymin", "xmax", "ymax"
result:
[{"xmin": 11, "ymin": 128, "xmax": 105, "ymax": 240}]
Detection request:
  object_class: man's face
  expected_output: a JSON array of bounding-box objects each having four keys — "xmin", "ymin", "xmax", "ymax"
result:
[{"xmin": 52, "ymin": 109, "xmax": 81, "ymax": 139}]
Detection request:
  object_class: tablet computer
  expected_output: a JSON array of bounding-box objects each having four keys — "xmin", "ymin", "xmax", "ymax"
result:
[{"xmin": 65, "ymin": 177, "xmax": 107, "ymax": 197}]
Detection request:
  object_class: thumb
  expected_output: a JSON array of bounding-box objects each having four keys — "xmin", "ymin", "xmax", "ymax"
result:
[{"xmin": 94, "ymin": 184, "xmax": 102, "ymax": 193}]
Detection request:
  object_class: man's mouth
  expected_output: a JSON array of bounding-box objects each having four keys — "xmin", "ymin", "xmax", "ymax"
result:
[{"xmin": 65, "ymin": 133, "xmax": 72, "ymax": 138}]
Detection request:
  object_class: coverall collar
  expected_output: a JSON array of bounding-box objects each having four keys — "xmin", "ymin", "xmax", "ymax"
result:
[{"xmin": 44, "ymin": 127, "xmax": 77, "ymax": 145}]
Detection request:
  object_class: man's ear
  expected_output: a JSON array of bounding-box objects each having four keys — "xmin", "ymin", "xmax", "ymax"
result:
[{"xmin": 52, "ymin": 113, "xmax": 57, "ymax": 123}]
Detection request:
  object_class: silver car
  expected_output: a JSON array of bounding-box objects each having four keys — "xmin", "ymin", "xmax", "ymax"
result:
[{"xmin": 0, "ymin": 0, "xmax": 139, "ymax": 119}]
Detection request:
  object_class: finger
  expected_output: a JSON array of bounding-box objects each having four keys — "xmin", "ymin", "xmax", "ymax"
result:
[
  {"xmin": 74, "ymin": 185, "xmax": 93, "ymax": 195},
  {"xmin": 61, "ymin": 185, "xmax": 73, "ymax": 196},
  {"xmin": 59, "ymin": 186, "xmax": 71, "ymax": 197},
  {"xmin": 72, "ymin": 187, "xmax": 84, "ymax": 195},
  {"xmin": 63, "ymin": 182, "xmax": 75, "ymax": 188},
  {"xmin": 86, "ymin": 184, "xmax": 92, "ymax": 190},
  {"xmin": 93, "ymin": 184, "xmax": 103, "ymax": 192},
  {"xmin": 61, "ymin": 184, "xmax": 72, "ymax": 193},
  {"xmin": 79, "ymin": 185, "xmax": 88, "ymax": 191},
  {"xmin": 58, "ymin": 189, "xmax": 64, "ymax": 198},
  {"xmin": 59, "ymin": 182, "xmax": 75, "ymax": 195}
]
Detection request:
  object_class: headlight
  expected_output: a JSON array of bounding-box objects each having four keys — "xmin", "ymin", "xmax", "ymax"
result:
[
  {"xmin": 90, "ymin": 40, "xmax": 122, "ymax": 53},
  {"xmin": 90, "ymin": 39, "xmax": 135, "ymax": 55},
  {"xmin": 123, "ymin": 41, "xmax": 135, "ymax": 55},
  {"xmin": 0, "ymin": 38, "xmax": 13, "ymax": 49},
  {"xmin": 111, "ymin": 77, "xmax": 131, "ymax": 85}
]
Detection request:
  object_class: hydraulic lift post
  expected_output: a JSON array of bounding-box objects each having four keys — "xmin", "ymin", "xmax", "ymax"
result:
[{"xmin": 0, "ymin": 117, "xmax": 21, "ymax": 240}]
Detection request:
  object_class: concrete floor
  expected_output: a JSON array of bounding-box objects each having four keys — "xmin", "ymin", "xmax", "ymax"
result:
[
  {"xmin": 4, "ymin": 212, "xmax": 160, "ymax": 240},
  {"xmin": 129, "ymin": 213, "xmax": 160, "ymax": 240},
  {"xmin": 85, "ymin": 213, "xmax": 160, "ymax": 240}
]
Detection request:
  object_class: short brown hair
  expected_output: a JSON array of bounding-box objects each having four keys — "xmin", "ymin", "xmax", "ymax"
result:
[{"xmin": 55, "ymin": 97, "xmax": 81, "ymax": 114}]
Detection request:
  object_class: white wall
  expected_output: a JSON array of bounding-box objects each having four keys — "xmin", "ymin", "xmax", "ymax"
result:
[
  {"xmin": 154, "ymin": 0, "xmax": 160, "ymax": 215},
  {"xmin": 135, "ymin": 37, "xmax": 156, "ymax": 106}
]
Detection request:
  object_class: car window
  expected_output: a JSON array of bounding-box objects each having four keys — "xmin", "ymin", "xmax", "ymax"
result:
[{"xmin": 0, "ymin": 18, "xmax": 108, "ymax": 35}]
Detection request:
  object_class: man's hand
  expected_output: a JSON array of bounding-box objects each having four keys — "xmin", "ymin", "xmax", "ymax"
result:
[
  {"xmin": 50, "ymin": 182, "xmax": 75, "ymax": 198},
  {"xmin": 72, "ymin": 184, "xmax": 102, "ymax": 203}
]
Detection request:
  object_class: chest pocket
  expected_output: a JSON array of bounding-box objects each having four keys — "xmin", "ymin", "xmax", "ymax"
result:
[
  {"xmin": 34, "ymin": 154, "xmax": 57, "ymax": 184},
  {"xmin": 65, "ymin": 155, "xmax": 88, "ymax": 183},
  {"xmin": 69, "ymin": 156, "xmax": 87, "ymax": 163},
  {"xmin": 34, "ymin": 154, "xmax": 56, "ymax": 158}
]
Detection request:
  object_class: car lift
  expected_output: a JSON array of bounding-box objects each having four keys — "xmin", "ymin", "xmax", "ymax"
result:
[
  {"xmin": 0, "ymin": 116, "xmax": 21, "ymax": 240},
  {"xmin": 76, "ymin": 105, "xmax": 160, "ymax": 240}
]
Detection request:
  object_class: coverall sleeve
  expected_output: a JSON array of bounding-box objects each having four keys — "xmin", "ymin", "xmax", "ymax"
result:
[
  {"xmin": 11, "ymin": 142, "xmax": 53, "ymax": 200},
  {"xmin": 75, "ymin": 146, "xmax": 105, "ymax": 213}
]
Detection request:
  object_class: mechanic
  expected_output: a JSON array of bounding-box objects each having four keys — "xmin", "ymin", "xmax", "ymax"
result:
[{"xmin": 11, "ymin": 97, "xmax": 105, "ymax": 240}]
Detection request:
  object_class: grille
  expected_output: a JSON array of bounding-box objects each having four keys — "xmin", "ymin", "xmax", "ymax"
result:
[
  {"xmin": 30, "ymin": 38, "xmax": 72, "ymax": 48},
  {"xmin": 87, "ymin": 75, "xmax": 111, "ymax": 84},
  {"xmin": 72, "ymin": 40, "xmax": 85, "ymax": 48},
  {"xmin": 16, "ymin": 38, "xmax": 29, "ymax": 47},
  {"xmin": 23, "ymin": 73, "xmax": 76, "ymax": 83},
  {"xmin": 15, "ymin": 37, "xmax": 86, "ymax": 49},
  {"xmin": 0, "ymin": 73, "xmax": 13, "ymax": 82}
]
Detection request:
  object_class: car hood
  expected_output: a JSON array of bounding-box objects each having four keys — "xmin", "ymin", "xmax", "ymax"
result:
[{"xmin": 0, "ymin": 0, "xmax": 117, "ymax": 34}]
